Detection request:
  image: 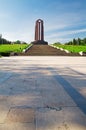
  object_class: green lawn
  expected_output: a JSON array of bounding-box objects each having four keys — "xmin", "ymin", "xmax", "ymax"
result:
[
  {"xmin": 53, "ymin": 44, "xmax": 86, "ymax": 53},
  {"xmin": 0, "ymin": 44, "xmax": 29, "ymax": 53}
]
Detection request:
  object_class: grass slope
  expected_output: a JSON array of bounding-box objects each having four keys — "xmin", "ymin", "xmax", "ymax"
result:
[
  {"xmin": 0, "ymin": 44, "xmax": 30, "ymax": 56},
  {"xmin": 53, "ymin": 45, "xmax": 86, "ymax": 53},
  {"xmin": 0, "ymin": 44, "xmax": 29, "ymax": 53}
]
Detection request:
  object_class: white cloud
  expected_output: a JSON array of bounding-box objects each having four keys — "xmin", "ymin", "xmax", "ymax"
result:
[
  {"xmin": 1, "ymin": 5, "xmax": 86, "ymax": 44},
  {"xmin": 46, "ymin": 29, "xmax": 86, "ymax": 38},
  {"xmin": 1, "ymin": 19, "xmax": 35, "ymax": 43},
  {"xmin": 45, "ymin": 28, "xmax": 86, "ymax": 43},
  {"xmin": 2, "ymin": 31, "xmax": 34, "ymax": 43},
  {"xmin": 45, "ymin": 23, "xmax": 68, "ymax": 32}
]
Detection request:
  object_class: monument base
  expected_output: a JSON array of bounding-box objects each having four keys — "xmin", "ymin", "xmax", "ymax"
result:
[{"xmin": 31, "ymin": 40, "xmax": 48, "ymax": 45}]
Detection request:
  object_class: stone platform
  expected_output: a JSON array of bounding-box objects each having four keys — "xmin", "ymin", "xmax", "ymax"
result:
[
  {"xmin": 19, "ymin": 45, "xmax": 80, "ymax": 56},
  {"xmin": 32, "ymin": 40, "xmax": 48, "ymax": 45},
  {"xmin": 0, "ymin": 56, "xmax": 86, "ymax": 130}
]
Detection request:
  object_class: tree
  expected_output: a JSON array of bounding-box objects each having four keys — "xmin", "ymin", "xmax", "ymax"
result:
[
  {"xmin": 53, "ymin": 42, "xmax": 61, "ymax": 45},
  {"xmin": 0, "ymin": 34, "xmax": 2, "ymax": 44},
  {"xmin": 65, "ymin": 41, "xmax": 72, "ymax": 45},
  {"xmin": 83, "ymin": 38, "xmax": 86, "ymax": 45},
  {"xmin": 14, "ymin": 40, "xmax": 21, "ymax": 44},
  {"xmin": 77, "ymin": 38, "xmax": 81, "ymax": 45},
  {"xmin": 73, "ymin": 38, "xmax": 77, "ymax": 45}
]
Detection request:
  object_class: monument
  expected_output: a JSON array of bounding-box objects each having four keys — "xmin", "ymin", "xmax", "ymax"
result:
[{"xmin": 32, "ymin": 19, "xmax": 48, "ymax": 45}]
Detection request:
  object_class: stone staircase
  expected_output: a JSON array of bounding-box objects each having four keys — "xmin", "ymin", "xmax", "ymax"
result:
[{"xmin": 19, "ymin": 45, "xmax": 80, "ymax": 56}]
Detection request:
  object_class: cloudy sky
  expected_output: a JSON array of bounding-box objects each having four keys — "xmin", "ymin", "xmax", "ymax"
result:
[{"xmin": 0, "ymin": 0, "xmax": 86, "ymax": 44}]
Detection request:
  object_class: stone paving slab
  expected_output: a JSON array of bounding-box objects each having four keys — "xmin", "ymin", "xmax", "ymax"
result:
[
  {"xmin": 0, "ymin": 123, "xmax": 35, "ymax": 130},
  {"xmin": 36, "ymin": 107, "xmax": 86, "ymax": 130},
  {"xmin": 0, "ymin": 96, "xmax": 10, "ymax": 123},
  {"xmin": 0, "ymin": 71, "xmax": 12, "ymax": 84},
  {"xmin": 6, "ymin": 108, "xmax": 35, "ymax": 123},
  {"xmin": 56, "ymin": 67, "xmax": 86, "ymax": 98},
  {"xmin": 0, "ymin": 56, "xmax": 86, "ymax": 130}
]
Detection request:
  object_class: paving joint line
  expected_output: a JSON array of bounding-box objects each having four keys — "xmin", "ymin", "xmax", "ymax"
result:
[
  {"xmin": 0, "ymin": 73, "xmax": 12, "ymax": 84},
  {"xmin": 66, "ymin": 67, "xmax": 86, "ymax": 76},
  {"xmin": 47, "ymin": 67, "xmax": 86, "ymax": 115}
]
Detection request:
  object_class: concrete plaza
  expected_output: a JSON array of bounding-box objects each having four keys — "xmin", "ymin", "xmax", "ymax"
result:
[{"xmin": 0, "ymin": 56, "xmax": 86, "ymax": 130}]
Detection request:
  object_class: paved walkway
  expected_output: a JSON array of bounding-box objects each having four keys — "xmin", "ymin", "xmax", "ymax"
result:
[{"xmin": 0, "ymin": 56, "xmax": 86, "ymax": 130}]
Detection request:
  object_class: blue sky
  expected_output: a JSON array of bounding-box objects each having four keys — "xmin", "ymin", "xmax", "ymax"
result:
[{"xmin": 0, "ymin": 0, "xmax": 86, "ymax": 43}]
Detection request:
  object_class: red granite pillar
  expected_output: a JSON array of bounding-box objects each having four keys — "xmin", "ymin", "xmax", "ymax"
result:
[
  {"xmin": 35, "ymin": 21, "xmax": 38, "ymax": 41},
  {"xmin": 35, "ymin": 22, "xmax": 37, "ymax": 40},
  {"xmin": 34, "ymin": 19, "xmax": 48, "ymax": 44},
  {"xmin": 35, "ymin": 20, "xmax": 43, "ymax": 41},
  {"xmin": 36, "ymin": 21, "xmax": 39, "ymax": 41},
  {"xmin": 36, "ymin": 21, "xmax": 38, "ymax": 41},
  {"xmin": 41, "ymin": 21, "xmax": 44, "ymax": 41},
  {"xmin": 40, "ymin": 22, "xmax": 41, "ymax": 40}
]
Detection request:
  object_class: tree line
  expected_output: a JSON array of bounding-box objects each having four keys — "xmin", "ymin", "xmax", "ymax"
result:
[
  {"xmin": 54, "ymin": 37, "xmax": 86, "ymax": 45},
  {"xmin": 0, "ymin": 35, "xmax": 11, "ymax": 44},
  {"xmin": 65, "ymin": 38, "xmax": 86, "ymax": 45},
  {"xmin": 0, "ymin": 35, "xmax": 27, "ymax": 45}
]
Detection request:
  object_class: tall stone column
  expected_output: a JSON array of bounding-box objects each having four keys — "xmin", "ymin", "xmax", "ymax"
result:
[
  {"xmin": 35, "ymin": 22, "xmax": 37, "ymax": 40},
  {"xmin": 33, "ymin": 19, "xmax": 48, "ymax": 45},
  {"xmin": 41, "ymin": 21, "xmax": 44, "ymax": 41},
  {"xmin": 35, "ymin": 21, "xmax": 38, "ymax": 41},
  {"xmin": 36, "ymin": 22, "xmax": 39, "ymax": 41},
  {"xmin": 38, "ymin": 22, "xmax": 40, "ymax": 40},
  {"xmin": 35, "ymin": 19, "xmax": 43, "ymax": 41}
]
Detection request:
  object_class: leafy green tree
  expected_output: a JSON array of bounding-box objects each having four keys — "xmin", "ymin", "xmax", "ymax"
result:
[
  {"xmin": 14, "ymin": 40, "xmax": 21, "ymax": 44},
  {"xmin": 83, "ymin": 38, "xmax": 86, "ymax": 45},
  {"xmin": 77, "ymin": 38, "xmax": 81, "ymax": 45},
  {"xmin": 73, "ymin": 38, "xmax": 77, "ymax": 45},
  {"xmin": 21, "ymin": 42, "xmax": 27, "ymax": 44},
  {"xmin": 65, "ymin": 41, "xmax": 72, "ymax": 45},
  {"xmin": 0, "ymin": 34, "xmax": 2, "ymax": 44},
  {"xmin": 53, "ymin": 42, "xmax": 61, "ymax": 45}
]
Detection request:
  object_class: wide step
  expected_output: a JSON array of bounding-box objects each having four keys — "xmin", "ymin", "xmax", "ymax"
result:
[{"xmin": 19, "ymin": 45, "xmax": 79, "ymax": 56}]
